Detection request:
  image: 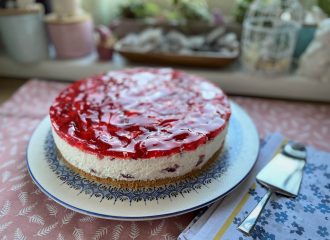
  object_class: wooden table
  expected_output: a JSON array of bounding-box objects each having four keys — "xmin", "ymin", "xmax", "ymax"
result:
[{"xmin": 0, "ymin": 78, "xmax": 27, "ymax": 104}]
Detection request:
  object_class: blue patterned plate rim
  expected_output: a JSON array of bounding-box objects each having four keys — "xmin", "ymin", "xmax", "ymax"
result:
[{"xmin": 26, "ymin": 101, "xmax": 259, "ymax": 220}]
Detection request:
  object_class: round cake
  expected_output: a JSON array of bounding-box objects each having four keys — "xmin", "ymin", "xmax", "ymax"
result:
[{"xmin": 49, "ymin": 68, "xmax": 231, "ymax": 188}]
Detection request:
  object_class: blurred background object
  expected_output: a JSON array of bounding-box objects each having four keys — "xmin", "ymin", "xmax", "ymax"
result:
[
  {"xmin": 241, "ymin": 0, "xmax": 304, "ymax": 74},
  {"xmin": 109, "ymin": 0, "xmax": 229, "ymax": 38},
  {"xmin": 114, "ymin": 25, "xmax": 239, "ymax": 67},
  {"xmin": 233, "ymin": 0, "xmax": 254, "ymax": 24},
  {"xmin": 0, "ymin": 0, "xmax": 329, "ymax": 94},
  {"xmin": 45, "ymin": 0, "xmax": 94, "ymax": 59},
  {"xmin": 0, "ymin": 2, "xmax": 49, "ymax": 63},
  {"xmin": 35, "ymin": 0, "xmax": 51, "ymax": 14},
  {"xmin": 52, "ymin": 0, "xmax": 83, "ymax": 18},
  {"xmin": 317, "ymin": 0, "xmax": 330, "ymax": 16},
  {"xmin": 81, "ymin": 0, "xmax": 121, "ymax": 26},
  {"xmin": 293, "ymin": 0, "xmax": 328, "ymax": 59},
  {"xmin": 298, "ymin": 19, "xmax": 330, "ymax": 83},
  {"xmin": 96, "ymin": 25, "xmax": 115, "ymax": 61}
]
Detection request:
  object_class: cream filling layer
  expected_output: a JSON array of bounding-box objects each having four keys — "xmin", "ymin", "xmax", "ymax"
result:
[{"xmin": 52, "ymin": 125, "xmax": 227, "ymax": 181}]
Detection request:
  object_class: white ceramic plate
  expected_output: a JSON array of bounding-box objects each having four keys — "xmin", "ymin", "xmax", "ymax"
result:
[{"xmin": 26, "ymin": 102, "xmax": 259, "ymax": 221}]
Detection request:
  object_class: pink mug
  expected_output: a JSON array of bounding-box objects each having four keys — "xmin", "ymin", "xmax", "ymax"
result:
[{"xmin": 46, "ymin": 14, "xmax": 94, "ymax": 59}]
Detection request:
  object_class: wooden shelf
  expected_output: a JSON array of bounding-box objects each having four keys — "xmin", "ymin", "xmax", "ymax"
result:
[{"xmin": 0, "ymin": 53, "xmax": 329, "ymax": 102}]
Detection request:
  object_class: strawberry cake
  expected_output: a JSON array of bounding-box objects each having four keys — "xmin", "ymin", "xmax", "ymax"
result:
[{"xmin": 49, "ymin": 68, "xmax": 231, "ymax": 188}]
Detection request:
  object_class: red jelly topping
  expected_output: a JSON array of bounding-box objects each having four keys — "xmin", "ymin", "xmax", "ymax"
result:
[{"xmin": 49, "ymin": 68, "xmax": 231, "ymax": 159}]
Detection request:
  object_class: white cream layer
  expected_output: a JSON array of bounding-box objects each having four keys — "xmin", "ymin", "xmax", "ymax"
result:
[{"xmin": 52, "ymin": 125, "xmax": 227, "ymax": 181}]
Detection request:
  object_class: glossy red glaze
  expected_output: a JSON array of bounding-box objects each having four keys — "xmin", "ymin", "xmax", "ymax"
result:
[{"xmin": 49, "ymin": 68, "xmax": 231, "ymax": 159}]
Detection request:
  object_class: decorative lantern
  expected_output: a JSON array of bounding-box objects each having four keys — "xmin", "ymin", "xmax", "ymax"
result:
[{"xmin": 241, "ymin": 0, "xmax": 304, "ymax": 74}]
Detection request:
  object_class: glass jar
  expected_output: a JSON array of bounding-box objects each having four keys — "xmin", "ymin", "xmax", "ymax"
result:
[{"xmin": 241, "ymin": 0, "xmax": 304, "ymax": 74}]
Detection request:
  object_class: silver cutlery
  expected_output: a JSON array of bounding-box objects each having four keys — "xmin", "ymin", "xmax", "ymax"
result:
[{"xmin": 237, "ymin": 141, "xmax": 307, "ymax": 235}]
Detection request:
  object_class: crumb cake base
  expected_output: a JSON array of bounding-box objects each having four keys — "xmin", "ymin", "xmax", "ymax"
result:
[{"xmin": 57, "ymin": 144, "xmax": 224, "ymax": 189}]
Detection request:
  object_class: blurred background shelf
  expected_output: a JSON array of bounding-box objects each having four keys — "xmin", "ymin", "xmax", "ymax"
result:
[{"xmin": 0, "ymin": 53, "xmax": 329, "ymax": 102}]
